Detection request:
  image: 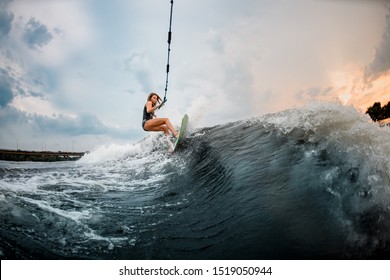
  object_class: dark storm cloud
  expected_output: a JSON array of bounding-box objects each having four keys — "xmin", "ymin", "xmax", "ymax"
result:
[
  {"xmin": 0, "ymin": 9, "xmax": 14, "ymax": 39},
  {"xmin": 33, "ymin": 112, "xmax": 134, "ymax": 139},
  {"xmin": 34, "ymin": 113, "xmax": 106, "ymax": 136},
  {"xmin": 366, "ymin": 10, "xmax": 390, "ymax": 79},
  {"xmin": 0, "ymin": 68, "xmax": 15, "ymax": 107},
  {"xmin": 0, "ymin": 105, "xmax": 27, "ymax": 126},
  {"xmin": 0, "ymin": 106, "xmax": 131, "ymax": 139},
  {"xmin": 22, "ymin": 17, "xmax": 53, "ymax": 49}
]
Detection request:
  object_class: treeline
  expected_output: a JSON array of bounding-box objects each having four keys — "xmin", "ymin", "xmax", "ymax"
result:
[{"xmin": 366, "ymin": 101, "xmax": 390, "ymax": 122}]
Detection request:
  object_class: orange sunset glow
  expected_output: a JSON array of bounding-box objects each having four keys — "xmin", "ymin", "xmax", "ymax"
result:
[{"xmin": 332, "ymin": 67, "xmax": 390, "ymax": 113}]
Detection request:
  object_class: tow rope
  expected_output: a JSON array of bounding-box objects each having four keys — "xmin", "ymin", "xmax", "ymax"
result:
[{"xmin": 163, "ymin": 0, "xmax": 174, "ymax": 104}]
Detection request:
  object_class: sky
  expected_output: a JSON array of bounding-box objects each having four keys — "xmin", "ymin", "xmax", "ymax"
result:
[{"xmin": 1, "ymin": 0, "xmax": 390, "ymax": 152}]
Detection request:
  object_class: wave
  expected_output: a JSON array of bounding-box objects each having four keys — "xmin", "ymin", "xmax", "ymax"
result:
[{"xmin": 1, "ymin": 102, "xmax": 389, "ymax": 259}]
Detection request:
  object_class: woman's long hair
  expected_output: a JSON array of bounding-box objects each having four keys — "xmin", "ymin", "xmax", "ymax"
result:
[{"xmin": 147, "ymin": 92, "xmax": 162, "ymax": 106}]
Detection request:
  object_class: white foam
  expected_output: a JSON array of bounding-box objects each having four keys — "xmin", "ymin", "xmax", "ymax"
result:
[
  {"xmin": 21, "ymin": 196, "xmax": 92, "ymax": 222},
  {"xmin": 78, "ymin": 133, "xmax": 176, "ymax": 165},
  {"xmin": 79, "ymin": 142, "xmax": 142, "ymax": 164},
  {"xmin": 258, "ymin": 101, "xmax": 390, "ymax": 204}
]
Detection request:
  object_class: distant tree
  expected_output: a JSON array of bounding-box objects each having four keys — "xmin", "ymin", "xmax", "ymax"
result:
[
  {"xmin": 366, "ymin": 102, "xmax": 382, "ymax": 121},
  {"xmin": 366, "ymin": 101, "xmax": 390, "ymax": 122},
  {"xmin": 383, "ymin": 102, "xmax": 390, "ymax": 119}
]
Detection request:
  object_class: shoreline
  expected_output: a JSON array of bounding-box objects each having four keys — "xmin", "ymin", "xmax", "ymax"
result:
[{"xmin": 0, "ymin": 149, "xmax": 87, "ymax": 162}]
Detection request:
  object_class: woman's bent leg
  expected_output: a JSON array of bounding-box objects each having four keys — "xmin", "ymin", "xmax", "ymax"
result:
[
  {"xmin": 163, "ymin": 118, "xmax": 178, "ymax": 137},
  {"xmin": 144, "ymin": 118, "xmax": 178, "ymax": 136}
]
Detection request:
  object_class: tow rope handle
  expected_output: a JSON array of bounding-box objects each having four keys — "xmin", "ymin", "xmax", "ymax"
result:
[{"xmin": 158, "ymin": 97, "xmax": 167, "ymax": 110}]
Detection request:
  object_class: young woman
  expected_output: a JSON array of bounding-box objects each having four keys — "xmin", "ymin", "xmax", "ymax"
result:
[{"xmin": 142, "ymin": 93, "xmax": 178, "ymax": 137}]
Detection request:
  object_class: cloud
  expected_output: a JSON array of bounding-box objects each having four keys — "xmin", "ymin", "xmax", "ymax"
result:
[
  {"xmin": 337, "ymin": 6, "xmax": 390, "ymax": 111},
  {"xmin": 0, "ymin": 105, "xmax": 27, "ymax": 126},
  {"xmin": 123, "ymin": 51, "xmax": 154, "ymax": 93},
  {"xmin": 0, "ymin": 68, "xmax": 15, "ymax": 107},
  {"xmin": 22, "ymin": 17, "xmax": 53, "ymax": 49},
  {"xmin": 0, "ymin": 9, "xmax": 14, "ymax": 39},
  {"xmin": 1, "ymin": 0, "xmax": 388, "ymax": 151},
  {"xmin": 0, "ymin": 106, "xmax": 111, "ymax": 151},
  {"xmin": 35, "ymin": 113, "xmax": 106, "ymax": 136},
  {"xmin": 366, "ymin": 9, "xmax": 390, "ymax": 79},
  {"xmin": 0, "ymin": 105, "xmax": 138, "ymax": 143},
  {"xmin": 295, "ymin": 86, "xmax": 335, "ymax": 102}
]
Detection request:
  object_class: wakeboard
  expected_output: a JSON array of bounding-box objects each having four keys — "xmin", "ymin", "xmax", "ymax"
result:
[{"xmin": 173, "ymin": 114, "xmax": 189, "ymax": 151}]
